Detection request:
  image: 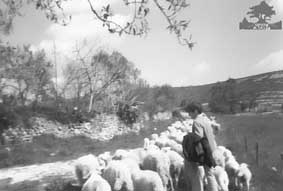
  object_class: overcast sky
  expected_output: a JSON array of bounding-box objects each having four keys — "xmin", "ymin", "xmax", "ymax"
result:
[{"xmin": 2, "ymin": 0, "xmax": 283, "ymax": 87}]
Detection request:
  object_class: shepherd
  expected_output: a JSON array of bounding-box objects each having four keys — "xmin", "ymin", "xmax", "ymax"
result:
[{"xmin": 181, "ymin": 101, "xmax": 218, "ymax": 191}]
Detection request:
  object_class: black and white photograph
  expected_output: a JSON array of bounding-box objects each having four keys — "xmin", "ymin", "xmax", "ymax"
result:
[{"xmin": 0, "ymin": 0, "xmax": 282, "ymax": 191}]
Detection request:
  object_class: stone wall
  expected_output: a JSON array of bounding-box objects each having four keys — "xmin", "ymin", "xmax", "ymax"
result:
[{"xmin": 1, "ymin": 114, "xmax": 144, "ymax": 145}]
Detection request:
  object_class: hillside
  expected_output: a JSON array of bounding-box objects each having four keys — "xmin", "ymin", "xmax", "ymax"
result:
[{"xmin": 173, "ymin": 70, "xmax": 283, "ymax": 106}]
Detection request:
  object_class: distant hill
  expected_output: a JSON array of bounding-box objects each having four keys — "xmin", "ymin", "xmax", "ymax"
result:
[{"xmin": 173, "ymin": 70, "xmax": 283, "ymax": 105}]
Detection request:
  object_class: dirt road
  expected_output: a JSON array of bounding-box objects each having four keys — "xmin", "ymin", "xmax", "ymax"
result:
[{"xmin": 0, "ymin": 160, "xmax": 76, "ymax": 191}]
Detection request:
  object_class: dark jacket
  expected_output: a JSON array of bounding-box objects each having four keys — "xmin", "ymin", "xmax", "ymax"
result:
[{"xmin": 182, "ymin": 115, "xmax": 216, "ymax": 168}]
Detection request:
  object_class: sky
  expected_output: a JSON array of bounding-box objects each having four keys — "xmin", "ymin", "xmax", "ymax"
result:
[{"xmin": 2, "ymin": 0, "xmax": 283, "ymax": 87}]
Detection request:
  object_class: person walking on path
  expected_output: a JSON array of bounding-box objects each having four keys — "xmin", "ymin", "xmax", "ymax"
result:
[{"xmin": 182, "ymin": 102, "xmax": 218, "ymax": 191}]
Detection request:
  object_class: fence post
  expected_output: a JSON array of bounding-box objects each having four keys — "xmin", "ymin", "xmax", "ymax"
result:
[
  {"xmin": 256, "ymin": 142, "xmax": 259, "ymax": 166},
  {"xmin": 244, "ymin": 136, "xmax": 248, "ymax": 152}
]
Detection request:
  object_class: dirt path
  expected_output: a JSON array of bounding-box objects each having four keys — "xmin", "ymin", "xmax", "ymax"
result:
[
  {"xmin": 0, "ymin": 120, "xmax": 173, "ymax": 191},
  {"xmin": 0, "ymin": 160, "xmax": 77, "ymax": 191}
]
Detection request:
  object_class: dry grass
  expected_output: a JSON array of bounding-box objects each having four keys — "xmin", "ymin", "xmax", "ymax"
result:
[{"xmin": 214, "ymin": 112, "xmax": 283, "ymax": 191}]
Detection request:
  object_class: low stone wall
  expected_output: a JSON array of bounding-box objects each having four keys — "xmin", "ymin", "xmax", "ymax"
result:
[{"xmin": 1, "ymin": 114, "xmax": 144, "ymax": 145}]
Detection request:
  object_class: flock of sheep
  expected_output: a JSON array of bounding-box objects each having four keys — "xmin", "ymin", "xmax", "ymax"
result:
[{"xmin": 72, "ymin": 118, "xmax": 252, "ymax": 191}]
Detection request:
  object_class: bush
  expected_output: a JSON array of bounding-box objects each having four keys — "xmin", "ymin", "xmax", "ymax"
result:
[
  {"xmin": 116, "ymin": 102, "xmax": 139, "ymax": 125},
  {"xmin": 0, "ymin": 104, "xmax": 15, "ymax": 133}
]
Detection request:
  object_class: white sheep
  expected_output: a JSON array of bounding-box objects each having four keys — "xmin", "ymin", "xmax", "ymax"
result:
[
  {"xmin": 81, "ymin": 172, "xmax": 111, "ymax": 191},
  {"xmin": 217, "ymin": 146, "xmax": 227, "ymax": 153},
  {"xmin": 102, "ymin": 160, "xmax": 134, "ymax": 191},
  {"xmin": 162, "ymin": 148, "xmax": 184, "ymax": 190},
  {"xmin": 212, "ymin": 166, "xmax": 229, "ymax": 191},
  {"xmin": 222, "ymin": 148, "xmax": 234, "ymax": 163},
  {"xmin": 74, "ymin": 154, "xmax": 101, "ymax": 186},
  {"xmin": 168, "ymin": 130, "xmax": 185, "ymax": 144},
  {"xmin": 144, "ymin": 138, "xmax": 150, "ymax": 148},
  {"xmin": 236, "ymin": 163, "xmax": 252, "ymax": 191},
  {"xmin": 144, "ymin": 138, "xmax": 159, "ymax": 151},
  {"xmin": 167, "ymin": 141, "xmax": 183, "ymax": 156},
  {"xmin": 209, "ymin": 118, "xmax": 221, "ymax": 134},
  {"xmin": 112, "ymin": 149, "xmax": 130, "ymax": 160},
  {"xmin": 167, "ymin": 125, "xmax": 176, "ymax": 133},
  {"xmin": 131, "ymin": 169, "xmax": 165, "ymax": 191},
  {"xmin": 121, "ymin": 157, "xmax": 141, "ymax": 174},
  {"xmin": 152, "ymin": 136, "xmax": 168, "ymax": 148},
  {"xmin": 117, "ymin": 155, "xmax": 165, "ymax": 191},
  {"xmin": 128, "ymin": 147, "xmax": 149, "ymax": 166},
  {"xmin": 160, "ymin": 131, "xmax": 170, "ymax": 138},
  {"xmin": 225, "ymin": 157, "xmax": 240, "ymax": 188},
  {"xmin": 97, "ymin": 151, "xmax": 112, "ymax": 169},
  {"xmin": 213, "ymin": 148, "xmax": 226, "ymax": 168},
  {"xmin": 142, "ymin": 149, "xmax": 173, "ymax": 190},
  {"xmin": 151, "ymin": 133, "xmax": 159, "ymax": 141}
]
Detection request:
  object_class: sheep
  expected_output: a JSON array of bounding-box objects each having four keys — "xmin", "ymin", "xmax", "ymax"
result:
[
  {"xmin": 172, "ymin": 121, "xmax": 183, "ymax": 129},
  {"xmin": 209, "ymin": 118, "xmax": 221, "ymax": 134},
  {"xmin": 154, "ymin": 136, "xmax": 181, "ymax": 153},
  {"xmin": 167, "ymin": 125, "xmax": 176, "ymax": 133},
  {"xmin": 212, "ymin": 166, "xmax": 229, "ymax": 191},
  {"xmin": 221, "ymin": 147, "xmax": 234, "ymax": 163},
  {"xmin": 217, "ymin": 146, "xmax": 227, "ymax": 154},
  {"xmin": 142, "ymin": 149, "xmax": 173, "ymax": 190},
  {"xmin": 180, "ymin": 120, "xmax": 193, "ymax": 132},
  {"xmin": 74, "ymin": 154, "xmax": 101, "ymax": 186},
  {"xmin": 126, "ymin": 147, "xmax": 149, "ymax": 168},
  {"xmin": 131, "ymin": 169, "xmax": 165, "ymax": 191},
  {"xmin": 225, "ymin": 157, "xmax": 240, "ymax": 189},
  {"xmin": 102, "ymin": 160, "xmax": 134, "ymax": 191},
  {"xmin": 168, "ymin": 130, "xmax": 185, "ymax": 144},
  {"xmin": 121, "ymin": 157, "xmax": 141, "ymax": 174},
  {"xmin": 160, "ymin": 131, "xmax": 170, "ymax": 138},
  {"xmin": 144, "ymin": 138, "xmax": 159, "ymax": 151},
  {"xmin": 97, "ymin": 151, "xmax": 112, "ymax": 169},
  {"xmin": 144, "ymin": 138, "xmax": 150, "ymax": 147},
  {"xmin": 81, "ymin": 172, "xmax": 111, "ymax": 191},
  {"xmin": 153, "ymin": 137, "xmax": 169, "ymax": 148},
  {"xmin": 236, "ymin": 163, "xmax": 252, "ymax": 191},
  {"xmin": 151, "ymin": 134, "xmax": 159, "ymax": 141},
  {"xmin": 112, "ymin": 149, "xmax": 131, "ymax": 160},
  {"xmin": 114, "ymin": 154, "xmax": 165, "ymax": 191},
  {"xmin": 213, "ymin": 148, "xmax": 226, "ymax": 168},
  {"xmin": 166, "ymin": 141, "xmax": 183, "ymax": 156},
  {"xmin": 162, "ymin": 148, "xmax": 184, "ymax": 190}
]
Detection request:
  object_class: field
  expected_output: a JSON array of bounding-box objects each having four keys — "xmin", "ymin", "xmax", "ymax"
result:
[
  {"xmin": 1, "ymin": 113, "xmax": 283, "ymax": 191},
  {"xmin": 214, "ymin": 112, "xmax": 283, "ymax": 191}
]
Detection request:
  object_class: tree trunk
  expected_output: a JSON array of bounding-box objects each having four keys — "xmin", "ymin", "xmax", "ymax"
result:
[
  {"xmin": 19, "ymin": 92, "xmax": 26, "ymax": 106},
  {"xmin": 88, "ymin": 92, "xmax": 94, "ymax": 113}
]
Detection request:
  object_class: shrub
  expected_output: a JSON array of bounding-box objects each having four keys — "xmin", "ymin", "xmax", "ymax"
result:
[
  {"xmin": 0, "ymin": 104, "xmax": 15, "ymax": 133},
  {"xmin": 116, "ymin": 102, "xmax": 139, "ymax": 125}
]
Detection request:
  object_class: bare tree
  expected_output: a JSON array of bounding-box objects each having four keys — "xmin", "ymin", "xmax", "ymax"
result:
[{"xmin": 62, "ymin": 43, "xmax": 141, "ymax": 113}]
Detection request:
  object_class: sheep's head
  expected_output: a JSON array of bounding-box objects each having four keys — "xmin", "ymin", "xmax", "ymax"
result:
[
  {"xmin": 112, "ymin": 149, "xmax": 129, "ymax": 160},
  {"xmin": 237, "ymin": 169, "xmax": 244, "ymax": 177},
  {"xmin": 161, "ymin": 147, "xmax": 171, "ymax": 152},
  {"xmin": 143, "ymin": 138, "xmax": 150, "ymax": 149},
  {"xmin": 151, "ymin": 133, "xmax": 158, "ymax": 140}
]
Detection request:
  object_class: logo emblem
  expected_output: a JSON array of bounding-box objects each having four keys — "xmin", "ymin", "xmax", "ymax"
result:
[{"xmin": 240, "ymin": 1, "xmax": 282, "ymax": 30}]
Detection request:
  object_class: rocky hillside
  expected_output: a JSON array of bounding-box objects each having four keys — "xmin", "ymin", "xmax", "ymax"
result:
[{"xmin": 173, "ymin": 70, "xmax": 283, "ymax": 105}]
